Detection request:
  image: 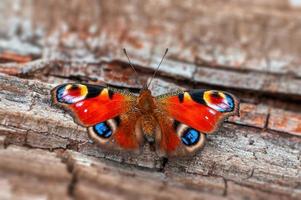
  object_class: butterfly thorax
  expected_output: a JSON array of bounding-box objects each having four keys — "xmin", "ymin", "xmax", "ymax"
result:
[
  {"xmin": 137, "ymin": 89, "xmax": 158, "ymax": 143},
  {"xmin": 137, "ymin": 89, "xmax": 156, "ymax": 114}
]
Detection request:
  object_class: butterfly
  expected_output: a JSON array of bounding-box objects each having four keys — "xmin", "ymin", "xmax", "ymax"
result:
[{"xmin": 51, "ymin": 49, "xmax": 240, "ymax": 157}]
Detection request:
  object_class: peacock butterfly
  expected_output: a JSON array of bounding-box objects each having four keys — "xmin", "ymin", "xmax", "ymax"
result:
[{"xmin": 51, "ymin": 49, "xmax": 240, "ymax": 157}]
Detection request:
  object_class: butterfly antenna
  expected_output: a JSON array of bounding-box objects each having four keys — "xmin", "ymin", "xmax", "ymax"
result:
[
  {"xmin": 123, "ymin": 48, "xmax": 139, "ymax": 78},
  {"xmin": 147, "ymin": 48, "xmax": 168, "ymax": 88}
]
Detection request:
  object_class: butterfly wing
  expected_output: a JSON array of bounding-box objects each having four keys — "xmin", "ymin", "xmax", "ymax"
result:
[
  {"xmin": 155, "ymin": 89, "xmax": 239, "ymax": 156},
  {"xmin": 51, "ymin": 83, "xmax": 143, "ymax": 151}
]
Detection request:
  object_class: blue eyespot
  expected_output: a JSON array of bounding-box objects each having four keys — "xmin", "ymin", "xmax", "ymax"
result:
[
  {"xmin": 224, "ymin": 94, "xmax": 234, "ymax": 112},
  {"xmin": 57, "ymin": 86, "xmax": 66, "ymax": 102},
  {"xmin": 181, "ymin": 128, "xmax": 200, "ymax": 146},
  {"xmin": 93, "ymin": 122, "xmax": 112, "ymax": 138}
]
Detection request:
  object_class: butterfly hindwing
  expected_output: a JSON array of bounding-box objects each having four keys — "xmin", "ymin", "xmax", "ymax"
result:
[
  {"xmin": 51, "ymin": 83, "xmax": 143, "ymax": 150},
  {"xmin": 87, "ymin": 112, "xmax": 143, "ymax": 151},
  {"xmin": 155, "ymin": 89, "xmax": 239, "ymax": 156},
  {"xmin": 154, "ymin": 113, "xmax": 207, "ymax": 157}
]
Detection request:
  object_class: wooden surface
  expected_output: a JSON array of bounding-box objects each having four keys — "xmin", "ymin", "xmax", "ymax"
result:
[{"xmin": 0, "ymin": 0, "xmax": 301, "ymax": 199}]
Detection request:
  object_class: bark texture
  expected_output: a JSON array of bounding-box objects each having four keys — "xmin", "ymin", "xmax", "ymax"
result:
[{"xmin": 0, "ymin": 0, "xmax": 300, "ymax": 199}]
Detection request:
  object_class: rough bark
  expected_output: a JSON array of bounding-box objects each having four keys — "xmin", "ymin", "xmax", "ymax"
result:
[{"xmin": 0, "ymin": 0, "xmax": 301, "ymax": 200}]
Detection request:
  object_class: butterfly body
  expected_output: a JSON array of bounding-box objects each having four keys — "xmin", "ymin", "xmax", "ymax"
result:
[
  {"xmin": 51, "ymin": 83, "xmax": 239, "ymax": 157},
  {"xmin": 136, "ymin": 89, "xmax": 163, "ymax": 144}
]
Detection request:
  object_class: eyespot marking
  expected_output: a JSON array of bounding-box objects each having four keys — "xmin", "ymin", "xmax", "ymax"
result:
[
  {"xmin": 181, "ymin": 128, "xmax": 200, "ymax": 146},
  {"xmin": 203, "ymin": 91, "xmax": 235, "ymax": 112},
  {"xmin": 93, "ymin": 122, "xmax": 112, "ymax": 138},
  {"xmin": 56, "ymin": 84, "xmax": 88, "ymax": 104}
]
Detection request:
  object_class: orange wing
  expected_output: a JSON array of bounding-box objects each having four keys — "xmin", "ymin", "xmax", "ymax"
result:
[
  {"xmin": 155, "ymin": 89, "xmax": 239, "ymax": 156},
  {"xmin": 51, "ymin": 83, "xmax": 143, "ymax": 150},
  {"xmin": 51, "ymin": 83, "xmax": 134, "ymax": 126}
]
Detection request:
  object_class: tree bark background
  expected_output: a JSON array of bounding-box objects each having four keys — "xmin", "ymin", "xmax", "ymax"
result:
[{"xmin": 0, "ymin": 0, "xmax": 300, "ymax": 199}]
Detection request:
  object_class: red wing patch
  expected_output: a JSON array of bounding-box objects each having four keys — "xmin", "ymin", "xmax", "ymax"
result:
[
  {"xmin": 114, "ymin": 116, "xmax": 141, "ymax": 149},
  {"xmin": 51, "ymin": 83, "xmax": 134, "ymax": 126},
  {"xmin": 157, "ymin": 117, "xmax": 181, "ymax": 154},
  {"xmin": 157, "ymin": 90, "xmax": 239, "ymax": 134}
]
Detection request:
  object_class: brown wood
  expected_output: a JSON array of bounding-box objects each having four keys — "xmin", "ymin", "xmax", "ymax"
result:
[{"xmin": 0, "ymin": 0, "xmax": 300, "ymax": 199}]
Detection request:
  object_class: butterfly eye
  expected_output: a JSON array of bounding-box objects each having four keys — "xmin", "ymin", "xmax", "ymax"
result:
[
  {"xmin": 181, "ymin": 128, "xmax": 200, "ymax": 146},
  {"xmin": 93, "ymin": 122, "xmax": 112, "ymax": 138},
  {"xmin": 56, "ymin": 84, "xmax": 88, "ymax": 104},
  {"xmin": 203, "ymin": 91, "xmax": 235, "ymax": 112}
]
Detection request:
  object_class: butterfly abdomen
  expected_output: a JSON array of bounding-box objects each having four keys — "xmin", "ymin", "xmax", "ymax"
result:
[{"xmin": 140, "ymin": 114, "xmax": 157, "ymax": 143}]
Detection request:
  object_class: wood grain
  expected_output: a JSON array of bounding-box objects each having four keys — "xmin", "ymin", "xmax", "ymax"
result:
[
  {"xmin": 0, "ymin": 73, "xmax": 300, "ymax": 199},
  {"xmin": 0, "ymin": 0, "xmax": 301, "ymax": 199}
]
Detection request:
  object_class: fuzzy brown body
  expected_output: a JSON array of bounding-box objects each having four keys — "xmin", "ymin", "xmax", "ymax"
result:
[{"xmin": 136, "ymin": 89, "xmax": 158, "ymax": 143}]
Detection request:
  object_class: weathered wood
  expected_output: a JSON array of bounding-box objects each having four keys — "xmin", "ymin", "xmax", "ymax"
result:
[
  {"xmin": 269, "ymin": 108, "xmax": 301, "ymax": 136},
  {"xmin": 0, "ymin": 144, "xmax": 71, "ymax": 200},
  {"xmin": 2, "ymin": 0, "xmax": 301, "ymax": 98},
  {"xmin": 0, "ymin": 0, "xmax": 301, "ymax": 199},
  {"xmin": 0, "ymin": 73, "xmax": 300, "ymax": 199}
]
